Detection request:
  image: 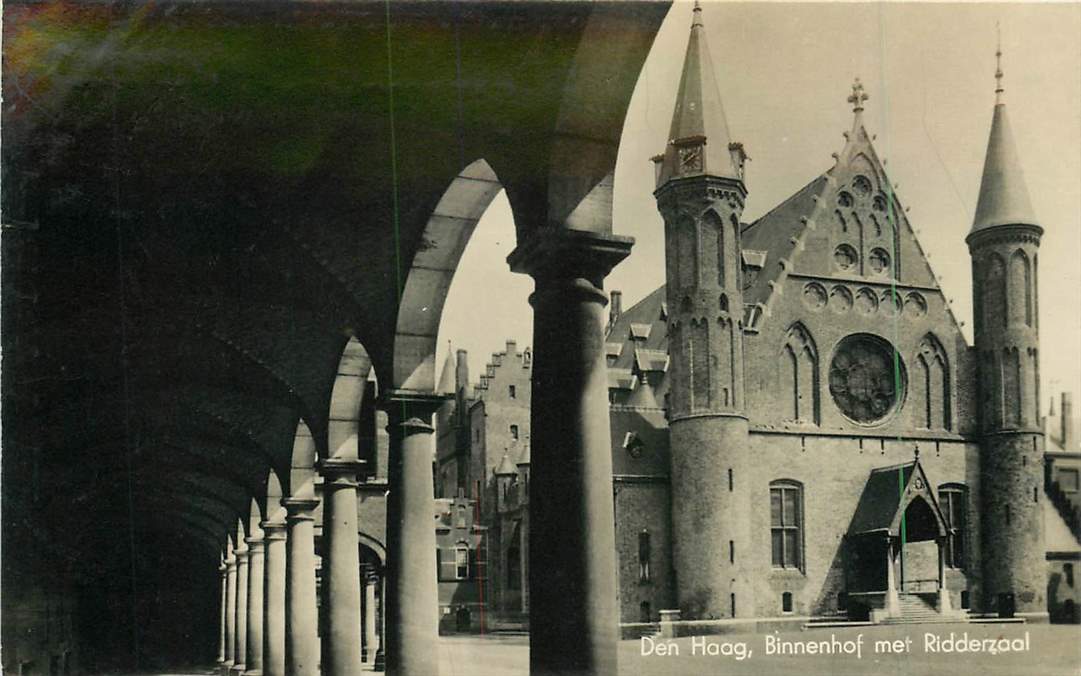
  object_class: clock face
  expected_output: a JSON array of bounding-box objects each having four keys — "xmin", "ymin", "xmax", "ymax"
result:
[
  {"xmin": 829, "ymin": 334, "xmax": 904, "ymax": 424},
  {"xmin": 679, "ymin": 146, "xmax": 703, "ymax": 172}
]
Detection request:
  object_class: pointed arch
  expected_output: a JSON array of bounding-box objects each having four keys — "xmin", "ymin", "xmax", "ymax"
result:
[
  {"xmin": 327, "ymin": 336, "xmax": 373, "ymax": 461},
  {"xmin": 701, "ymin": 209, "xmax": 722, "ymax": 287},
  {"xmin": 288, "ymin": 419, "xmax": 317, "ymax": 499},
  {"xmin": 677, "ymin": 214, "xmax": 696, "ymax": 289},
  {"xmin": 265, "ymin": 469, "xmax": 286, "ymax": 525},
  {"xmin": 984, "ymin": 253, "xmax": 1007, "ymax": 330},
  {"xmin": 916, "ymin": 333, "xmax": 951, "ymax": 430},
  {"xmin": 395, "ymin": 159, "xmax": 503, "ymax": 391},
  {"xmin": 1003, "ymin": 347, "xmax": 1022, "ymax": 428},
  {"xmin": 782, "ymin": 322, "xmax": 819, "ymax": 424},
  {"xmin": 691, "ymin": 318, "xmax": 710, "ymax": 410},
  {"xmin": 1009, "ymin": 249, "xmax": 1032, "ymax": 327}
]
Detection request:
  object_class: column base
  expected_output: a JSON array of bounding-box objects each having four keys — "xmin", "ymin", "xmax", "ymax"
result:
[
  {"xmin": 243, "ymin": 670, "xmax": 263, "ymax": 676},
  {"xmin": 230, "ymin": 665, "xmax": 247, "ymax": 676}
]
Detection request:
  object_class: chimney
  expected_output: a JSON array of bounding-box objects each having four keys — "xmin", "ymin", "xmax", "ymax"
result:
[
  {"xmin": 506, "ymin": 339, "xmax": 517, "ymax": 356},
  {"xmin": 1062, "ymin": 392, "xmax": 1075, "ymax": 450},
  {"xmin": 455, "ymin": 349, "xmax": 469, "ymax": 392},
  {"xmin": 609, "ymin": 290, "xmax": 623, "ymax": 329}
]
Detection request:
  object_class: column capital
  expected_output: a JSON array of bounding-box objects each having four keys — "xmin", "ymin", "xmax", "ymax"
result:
[
  {"xmin": 226, "ymin": 555, "xmax": 237, "ymax": 569},
  {"xmin": 220, "ymin": 562, "xmax": 229, "ymax": 573},
  {"xmin": 260, "ymin": 519, "xmax": 287, "ymax": 539},
  {"xmin": 245, "ymin": 535, "xmax": 265, "ymax": 552},
  {"xmin": 235, "ymin": 548, "xmax": 250, "ymax": 563},
  {"xmin": 380, "ymin": 389, "xmax": 447, "ymax": 423},
  {"xmin": 507, "ymin": 228, "xmax": 633, "ymax": 287},
  {"xmin": 281, "ymin": 497, "xmax": 320, "ymax": 522},
  {"xmin": 317, "ymin": 457, "xmax": 366, "ymax": 487}
]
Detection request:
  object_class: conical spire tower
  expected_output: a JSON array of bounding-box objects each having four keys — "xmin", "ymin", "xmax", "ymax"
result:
[
  {"xmin": 655, "ymin": 1, "xmax": 744, "ymax": 187},
  {"xmin": 970, "ymin": 41, "xmax": 1039, "ymax": 234},
  {"xmin": 968, "ymin": 40, "xmax": 1047, "ymax": 620}
]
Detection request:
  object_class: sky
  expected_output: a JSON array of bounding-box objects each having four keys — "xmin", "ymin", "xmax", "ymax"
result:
[{"xmin": 437, "ymin": 1, "xmax": 1081, "ymax": 411}]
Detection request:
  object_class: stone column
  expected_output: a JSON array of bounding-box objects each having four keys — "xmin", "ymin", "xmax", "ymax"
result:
[
  {"xmin": 262, "ymin": 520, "xmax": 288, "ymax": 676},
  {"xmin": 319, "ymin": 458, "xmax": 366, "ymax": 676},
  {"xmin": 383, "ymin": 391, "xmax": 444, "ymax": 676},
  {"xmin": 362, "ymin": 569, "xmax": 379, "ymax": 663},
  {"xmin": 886, "ymin": 538, "xmax": 900, "ymax": 617},
  {"xmin": 245, "ymin": 534, "xmax": 266, "ymax": 675},
  {"xmin": 508, "ymin": 229, "xmax": 631, "ymax": 676},
  {"xmin": 225, "ymin": 555, "xmax": 238, "ymax": 672},
  {"xmin": 219, "ymin": 563, "xmax": 229, "ymax": 666},
  {"xmin": 283, "ymin": 497, "xmax": 320, "ymax": 676},
  {"xmin": 937, "ymin": 538, "xmax": 952, "ymax": 613},
  {"xmin": 233, "ymin": 543, "xmax": 250, "ymax": 675}
]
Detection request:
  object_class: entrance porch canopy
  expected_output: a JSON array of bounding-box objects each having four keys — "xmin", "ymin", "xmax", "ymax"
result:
[{"xmin": 847, "ymin": 457, "xmax": 950, "ymax": 541}]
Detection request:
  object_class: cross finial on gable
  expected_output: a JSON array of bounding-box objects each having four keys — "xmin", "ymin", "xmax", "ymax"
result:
[{"xmin": 847, "ymin": 77, "xmax": 868, "ymax": 114}]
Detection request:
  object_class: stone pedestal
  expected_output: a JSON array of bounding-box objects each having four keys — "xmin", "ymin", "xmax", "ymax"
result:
[
  {"xmin": 262, "ymin": 520, "xmax": 287, "ymax": 676},
  {"xmin": 508, "ymin": 229, "xmax": 632, "ymax": 676},
  {"xmin": 319, "ymin": 458, "xmax": 366, "ymax": 676},
  {"xmin": 658, "ymin": 610, "xmax": 681, "ymax": 639},
  {"xmin": 245, "ymin": 535, "xmax": 266, "ymax": 675},
  {"xmin": 233, "ymin": 545, "xmax": 250, "ymax": 675},
  {"xmin": 383, "ymin": 391, "xmax": 444, "ymax": 676},
  {"xmin": 283, "ymin": 497, "xmax": 320, "ymax": 676}
]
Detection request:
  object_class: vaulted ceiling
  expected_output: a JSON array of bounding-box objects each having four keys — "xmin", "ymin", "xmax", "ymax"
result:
[{"xmin": 2, "ymin": 0, "xmax": 669, "ymax": 586}]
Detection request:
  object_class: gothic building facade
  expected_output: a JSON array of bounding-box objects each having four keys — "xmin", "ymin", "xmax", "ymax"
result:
[{"xmin": 433, "ymin": 5, "xmax": 1080, "ymax": 630}]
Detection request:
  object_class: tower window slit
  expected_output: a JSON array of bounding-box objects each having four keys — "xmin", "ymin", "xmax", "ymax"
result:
[
  {"xmin": 728, "ymin": 468, "xmax": 733, "ymax": 492},
  {"xmin": 729, "ymin": 540, "xmax": 735, "ymax": 564}
]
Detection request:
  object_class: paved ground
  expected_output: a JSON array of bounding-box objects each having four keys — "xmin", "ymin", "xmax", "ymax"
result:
[{"xmin": 136, "ymin": 623, "xmax": 1081, "ymax": 676}]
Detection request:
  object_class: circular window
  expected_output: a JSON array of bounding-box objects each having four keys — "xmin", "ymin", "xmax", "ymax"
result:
[
  {"xmin": 829, "ymin": 334, "xmax": 904, "ymax": 424},
  {"xmin": 834, "ymin": 244, "xmax": 858, "ymax": 271},
  {"xmin": 838, "ymin": 191, "xmax": 854, "ymax": 208},
  {"xmin": 829, "ymin": 285, "xmax": 853, "ymax": 313},
  {"xmin": 803, "ymin": 283, "xmax": 827, "ymax": 311},
  {"xmin": 868, "ymin": 248, "xmax": 891, "ymax": 275},
  {"xmin": 904, "ymin": 292, "xmax": 927, "ymax": 318},
  {"xmin": 853, "ymin": 175, "xmax": 872, "ymax": 196}
]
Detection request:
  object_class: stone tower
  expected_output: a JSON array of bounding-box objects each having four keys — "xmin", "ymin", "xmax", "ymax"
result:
[
  {"xmin": 652, "ymin": 2, "xmax": 752, "ymax": 619},
  {"xmin": 968, "ymin": 48, "xmax": 1046, "ymax": 618}
]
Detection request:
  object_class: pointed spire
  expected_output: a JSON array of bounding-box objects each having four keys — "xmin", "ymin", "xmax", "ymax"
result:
[
  {"xmin": 995, "ymin": 24, "xmax": 1004, "ymax": 104},
  {"xmin": 494, "ymin": 452, "xmax": 517, "ymax": 477},
  {"xmin": 971, "ymin": 40, "xmax": 1038, "ymax": 234},
  {"xmin": 437, "ymin": 342, "xmax": 456, "ymax": 395},
  {"xmin": 656, "ymin": 1, "xmax": 740, "ymax": 186}
]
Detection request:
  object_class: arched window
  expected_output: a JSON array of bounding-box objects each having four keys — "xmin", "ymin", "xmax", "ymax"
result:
[
  {"xmin": 916, "ymin": 334, "xmax": 951, "ymax": 430},
  {"xmin": 638, "ymin": 530, "xmax": 652, "ymax": 583},
  {"xmin": 1009, "ymin": 249, "xmax": 1032, "ymax": 327},
  {"xmin": 770, "ymin": 480, "xmax": 803, "ymax": 570},
  {"xmin": 677, "ymin": 216, "xmax": 696, "ymax": 289},
  {"xmin": 938, "ymin": 484, "xmax": 967, "ymax": 569},
  {"xmin": 984, "ymin": 253, "xmax": 1007, "ymax": 330},
  {"xmin": 701, "ymin": 210, "xmax": 721, "ymax": 287},
  {"xmin": 782, "ymin": 324, "xmax": 819, "ymax": 425},
  {"xmin": 455, "ymin": 544, "xmax": 470, "ymax": 580}
]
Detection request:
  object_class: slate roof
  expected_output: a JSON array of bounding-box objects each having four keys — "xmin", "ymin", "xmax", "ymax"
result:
[
  {"xmin": 847, "ymin": 461, "xmax": 918, "ymax": 535},
  {"xmin": 1044, "ymin": 498, "xmax": 1081, "ymax": 554},
  {"xmin": 634, "ymin": 348, "xmax": 669, "ymax": 374},
  {"xmin": 972, "ymin": 102, "xmax": 1038, "ymax": 233},
  {"xmin": 609, "ymin": 406, "xmax": 670, "ymax": 477},
  {"xmin": 606, "ymin": 285, "xmax": 669, "ymax": 373},
  {"xmin": 740, "ymin": 175, "xmax": 829, "ymax": 307}
]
